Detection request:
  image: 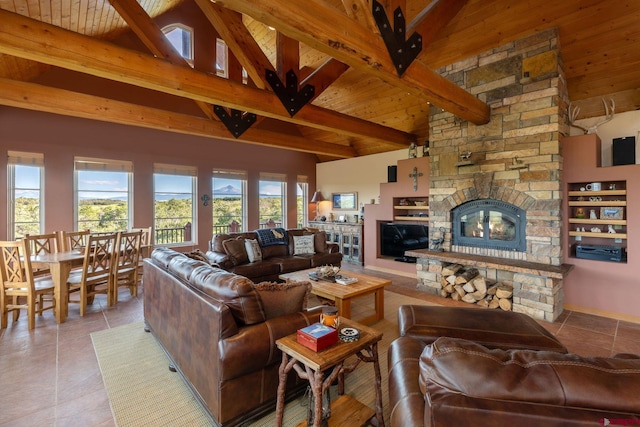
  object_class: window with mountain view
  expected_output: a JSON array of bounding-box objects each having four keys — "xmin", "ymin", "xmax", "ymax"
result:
[
  {"xmin": 75, "ymin": 157, "xmax": 132, "ymax": 232},
  {"xmin": 212, "ymin": 169, "xmax": 246, "ymax": 233},
  {"xmin": 8, "ymin": 151, "xmax": 44, "ymax": 240},
  {"xmin": 153, "ymin": 164, "xmax": 196, "ymax": 245},
  {"xmin": 259, "ymin": 173, "xmax": 286, "ymax": 228}
]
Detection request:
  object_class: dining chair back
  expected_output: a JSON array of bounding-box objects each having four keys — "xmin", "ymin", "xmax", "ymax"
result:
[
  {"xmin": 24, "ymin": 232, "xmax": 60, "ymax": 276},
  {"xmin": 111, "ymin": 231, "xmax": 142, "ymax": 304},
  {"xmin": 60, "ymin": 229, "xmax": 90, "ymax": 252},
  {"xmin": 130, "ymin": 227, "xmax": 153, "ymax": 247},
  {"xmin": 0, "ymin": 239, "xmax": 56, "ymax": 329},
  {"xmin": 66, "ymin": 233, "xmax": 117, "ymax": 316}
]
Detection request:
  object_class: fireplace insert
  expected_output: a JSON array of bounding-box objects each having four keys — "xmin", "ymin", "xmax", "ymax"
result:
[
  {"xmin": 380, "ymin": 222, "xmax": 429, "ymax": 259},
  {"xmin": 452, "ymin": 199, "xmax": 526, "ymax": 251}
]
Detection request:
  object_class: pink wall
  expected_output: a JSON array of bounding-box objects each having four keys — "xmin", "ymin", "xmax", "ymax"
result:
[
  {"xmin": 0, "ymin": 107, "xmax": 318, "ymax": 250},
  {"xmin": 562, "ymin": 134, "xmax": 640, "ymax": 320},
  {"xmin": 364, "ymin": 156, "xmax": 430, "ymax": 275}
]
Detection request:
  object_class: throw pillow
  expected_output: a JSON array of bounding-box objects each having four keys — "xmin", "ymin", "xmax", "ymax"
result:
[
  {"xmin": 253, "ymin": 280, "xmax": 311, "ymax": 319},
  {"xmin": 313, "ymin": 231, "xmax": 328, "ymax": 253},
  {"xmin": 222, "ymin": 237, "xmax": 249, "ymax": 266},
  {"xmin": 244, "ymin": 239, "xmax": 262, "ymax": 263},
  {"xmin": 184, "ymin": 249, "xmax": 211, "ymax": 264},
  {"xmin": 255, "ymin": 227, "xmax": 288, "ymax": 247},
  {"xmin": 293, "ymin": 234, "xmax": 315, "ymax": 255}
]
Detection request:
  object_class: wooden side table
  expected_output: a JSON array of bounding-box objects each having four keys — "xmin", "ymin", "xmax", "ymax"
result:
[{"xmin": 275, "ymin": 318, "xmax": 385, "ymax": 427}]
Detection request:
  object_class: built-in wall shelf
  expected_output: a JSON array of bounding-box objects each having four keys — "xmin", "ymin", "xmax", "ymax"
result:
[
  {"xmin": 568, "ymin": 231, "xmax": 628, "ymax": 239},
  {"xmin": 392, "ymin": 198, "xmax": 428, "ymax": 222},
  {"xmin": 393, "ymin": 216, "xmax": 429, "ymax": 221}
]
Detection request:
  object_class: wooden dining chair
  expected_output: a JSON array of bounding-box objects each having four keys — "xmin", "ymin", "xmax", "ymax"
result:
[
  {"xmin": 59, "ymin": 229, "xmax": 90, "ymax": 252},
  {"xmin": 66, "ymin": 233, "xmax": 117, "ymax": 316},
  {"xmin": 130, "ymin": 226, "xmax": 153, "ymax": 286},
  {"xmin": 111, "ymin": 231, "xmax": 142, "ymax": 305},
  {"xmin": 0, "ymin": 239, "xmax": 56, "ymax": 329},
  {"xmin": 24, "ymin": 232, "xmax": 60, "ymax": 277}
]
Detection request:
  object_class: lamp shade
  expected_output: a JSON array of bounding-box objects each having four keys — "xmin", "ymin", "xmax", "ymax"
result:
[{"xmin": 311, "ymin": 191, "xmax": 326, "ymax": 203}]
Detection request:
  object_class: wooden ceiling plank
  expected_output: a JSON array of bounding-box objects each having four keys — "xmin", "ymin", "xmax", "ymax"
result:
[
  {"xmin": 0, "ymin": 76, "xmax": 356, "ymax": 157},
  {"xmin": 0, "ymin": 9, "xmax": 415, "ymax": 145},
  {"xmin": 107, "ymin": 0, "xmax": 216, "ymax": 119},
  {"xmin": 301, "ymin": 58, "xmax": 350, "ymax": 101},
  {"xmin": 214, "ymin": 0, "xmax": 490, "ymax": 124},
  {"xmin": 408, "ymin": 0, "xmax": 468, "ymax": 46},
  {"xmin": 193, "ymin": 0, "xmax": 271, "ymax": 90}
]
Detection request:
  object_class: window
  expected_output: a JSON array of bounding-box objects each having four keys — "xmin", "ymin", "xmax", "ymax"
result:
[
  {"xmin": 153, "ymin": 164, "xmax": 196, "ymax": 245},
  {"xmin": 162, "ymin": 24, "xmax": 194, "ymax": 66},
  {"xmin": 212, "ymin": 169, "xmax": 247, "ymax": 233},
  {"xmin": 75, "ymin": 157, "xmax": 132, "ymax": 232},
  {"xmin": 7, "ymin": 151, "xmax": 44, "ymax": 240},
  {"xmin": 259, "ymin": 173, "xmax": 286, "ymax": 228},
  {"xmin": 297, "ymin": 176, "xmax": 308, "ymax": 228},
  {"xmin": 215, "ymin": 38, "xmax": 228, "ymax": 78}
]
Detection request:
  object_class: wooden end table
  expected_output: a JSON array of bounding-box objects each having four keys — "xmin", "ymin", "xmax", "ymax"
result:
[
  {"xmin": 275, "ymin": 317, "xmax": 385, "ymax": 427},
  {"xmin": 279, "ymin": 269, "xmax": 390, "ymax": 325}
]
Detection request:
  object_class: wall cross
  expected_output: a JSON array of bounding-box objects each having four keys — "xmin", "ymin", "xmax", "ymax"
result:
[{"xmin": 409, "ymin": 166, "xmax": 423, "ymax": 191}]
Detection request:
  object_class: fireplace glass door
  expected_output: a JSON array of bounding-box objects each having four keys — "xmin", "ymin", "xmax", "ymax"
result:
[{"xmin": 452, "ymin": 200, "xmax": 526, "ymax": 251}]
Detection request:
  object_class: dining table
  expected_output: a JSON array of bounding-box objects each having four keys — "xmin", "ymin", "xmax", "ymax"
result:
[{"xmin": 30, "ymin": 249, "xmax": 85, "ymax": 323}]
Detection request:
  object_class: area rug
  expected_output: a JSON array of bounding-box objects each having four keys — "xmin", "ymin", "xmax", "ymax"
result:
[{"xmin": 92, "ymin": 291, "xmax": 436, "ymax": 427}]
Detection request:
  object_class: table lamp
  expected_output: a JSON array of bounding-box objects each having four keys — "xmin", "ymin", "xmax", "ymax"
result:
[{"xmin": 311, "ymin": 191, "xmax": 326, "ymax": 220}]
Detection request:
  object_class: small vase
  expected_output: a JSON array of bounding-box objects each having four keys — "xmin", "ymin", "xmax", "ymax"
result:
[{"xmin": 320, "ymin": 306, "xmax": 339, "ymax": 328}]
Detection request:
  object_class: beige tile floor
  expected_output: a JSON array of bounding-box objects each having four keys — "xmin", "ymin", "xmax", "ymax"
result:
[{"xmin": 1, "ymin": 264, "xmax": 639, "ymax": 426}]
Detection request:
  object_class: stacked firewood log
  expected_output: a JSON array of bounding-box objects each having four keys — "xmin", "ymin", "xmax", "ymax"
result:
[{"xmin": 439, "ymin": 263, "xmax": 513, "ymax": 310}]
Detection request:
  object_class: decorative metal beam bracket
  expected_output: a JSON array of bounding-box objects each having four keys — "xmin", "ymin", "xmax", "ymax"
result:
[
  {"xmin": 372, "ymin": 0, "xmax": 422, "ymax": 77},
  {"xmin": 265, "ymin": 69, "xmax": 315, "ymax": 117},
  {"xmin": 213, "ymin": 105, "xmax": 257, "ymax": 138}
]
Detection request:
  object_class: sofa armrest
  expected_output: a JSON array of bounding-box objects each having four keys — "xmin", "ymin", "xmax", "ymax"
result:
[
  {"xmin": 206, "ymin": 250, "xmax": 234, "ymax": 270},
  {"xmin": 219, "ymin": 308, "xmax": 321, "ymax": 381},
  {"xmin": 327, "ymin": 242, "xmax": 340, "ymax": 253}
]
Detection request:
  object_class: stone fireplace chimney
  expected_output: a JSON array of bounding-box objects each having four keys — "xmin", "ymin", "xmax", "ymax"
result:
[{"xmin": 429, "ymin": 28, "xmax": 570, "ymax": 266}]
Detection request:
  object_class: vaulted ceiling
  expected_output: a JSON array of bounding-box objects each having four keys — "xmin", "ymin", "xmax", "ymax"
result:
[{"xmin": 0, "ymin": 0, "xmax": 639, "ymax": 161}]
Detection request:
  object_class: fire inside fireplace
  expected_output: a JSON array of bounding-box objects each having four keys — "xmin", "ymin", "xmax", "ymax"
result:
[{"xmin": 452, "ymin": 200, "xmax": 526, "ymax": 251}]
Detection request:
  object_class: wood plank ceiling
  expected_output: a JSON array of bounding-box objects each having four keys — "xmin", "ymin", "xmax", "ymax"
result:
[{"xmin": 0, "ymin": 0, "xmax": 638, "ymax": 161}]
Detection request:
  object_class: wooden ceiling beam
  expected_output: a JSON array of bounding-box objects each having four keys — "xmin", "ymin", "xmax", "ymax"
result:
[
  {"xmin": 342, "ymin": 0, "xmax": 379, "ymax": 32},
  {"xmin": 301, "ymin": 58, "xmax": 350, "ymax": 102},
  {"xmin": 193, "ymin": 0, "xmax": 270, "ymax": 89},
  {"xmin": 107, "ymin": 0, "xmax": 216, "ymax": 120},
  {"xmin": 0, "ymin": 77, "xmax": 356, "ymax": 158},
  {"xmin": 214, "ymin": 0, "xmax": 490, "ymax": 124},
  {"xmin": 0, "ymin": 9, "xmax": 416, "ymax": 146},
  {"xmin": 276, "ymin": 32, "xmax": 299, "ymax": 79}
]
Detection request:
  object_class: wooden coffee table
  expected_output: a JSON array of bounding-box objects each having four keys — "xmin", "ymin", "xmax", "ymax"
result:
[
  {"xmin": 274, "ymin": 317, "xmax": 385, "ymax": 427},
  {"xmin": 279, "ymin": 269, "xmax": 391, "ymax": 325}
]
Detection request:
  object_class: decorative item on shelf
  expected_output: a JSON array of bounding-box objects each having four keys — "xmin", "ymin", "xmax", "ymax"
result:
[
  {"xmin": 422, "ymin": 140, "xmax": 430, "ymax": 157},
  {"xmin": 398, "ymin": 198, "xmax": 411, "ymax": 206},
  {"xmin": 609, "ymin": 183, "xmax": 617, "ymax": 190},
  {"xmin": 608, "ymin": 225, "xmax": 617, "ymax": 234},
  {"xmin": 590, "ymin": 209, "xmax": 597, "ymax": 219},
  {"xmin": 586, "ymin": 182, "xmax": 602, "ymax": 191},
  {"xmin": 329, "ymin": 212, "xmax": 335, "ymax": 222},
  {"xmin": 414, "ymin": 200, "xmax": 427, "ymax": 206},
  {"xmin": 590, "ymin": 227, "xmax": 602, "ymax": 233},
  {"xmin": 575, "ymin": 207, "xmax": 585, "ymax": 219},
  {"xmin": 601, "ymin": 207, "xmax": 624, "ymax": 220},
  {"xmin": 589, "ymin": 196, "xmax": 602, "ymax": 202},
  {"xmin": 320, "ymin": 306, "xmax": 339, "ymax": 329},
  {"xmin": 408, "ymin": 142, "xmax": 417, "ymax": 158},
  {"xmin": 310, "ymin": 191, "xmax": 326, "ymax": 221}
]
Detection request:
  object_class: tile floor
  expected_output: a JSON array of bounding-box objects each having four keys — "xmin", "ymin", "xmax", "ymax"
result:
[{"xmin": 1, "ymin": 264, "xmax": 640, "ymax": 426}]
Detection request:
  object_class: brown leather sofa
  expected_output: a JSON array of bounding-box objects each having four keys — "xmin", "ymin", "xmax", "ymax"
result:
[
  {"xmin": 388, "ymin": 305, "xmax": 640, "ymax": 426},
  {"xmin": 206, "ymin": 228, "xmax": 342, "ymax": 282},
  {"xmin": 143, "ymin": 248, "xmax": 322, "ymax": 427}
]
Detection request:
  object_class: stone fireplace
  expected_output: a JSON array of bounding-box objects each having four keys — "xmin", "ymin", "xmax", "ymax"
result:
[{"xmin": 409, "ymin": 28, "xmax": 574, "ymax": 321}]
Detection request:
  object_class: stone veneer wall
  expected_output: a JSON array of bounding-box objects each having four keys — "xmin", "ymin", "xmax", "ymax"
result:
[
  {"xmin": 415, "ymin": 29, "xmax": 572, "ymax": 321},
  {"xmin": 429, "ymin": 28, "xmax": 570, "ymax": 266}
]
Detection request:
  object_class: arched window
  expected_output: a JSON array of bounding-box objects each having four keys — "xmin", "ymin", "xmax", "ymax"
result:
[{"xmin": 162, "ymin": 24, "xmax": 194, "ymax": 66}]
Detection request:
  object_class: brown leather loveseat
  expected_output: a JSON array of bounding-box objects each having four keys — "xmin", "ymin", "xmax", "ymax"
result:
[
  {"xmin": 388, "ymin": 305, "xmax": 640, "ymax": 426},
  {"xmin": 143, "ymin": 247, "xmax": 322, "ymax": 426},
  {"xmin": 206, "ymin": 228, "xmax": 342, "ymax": 282}
]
